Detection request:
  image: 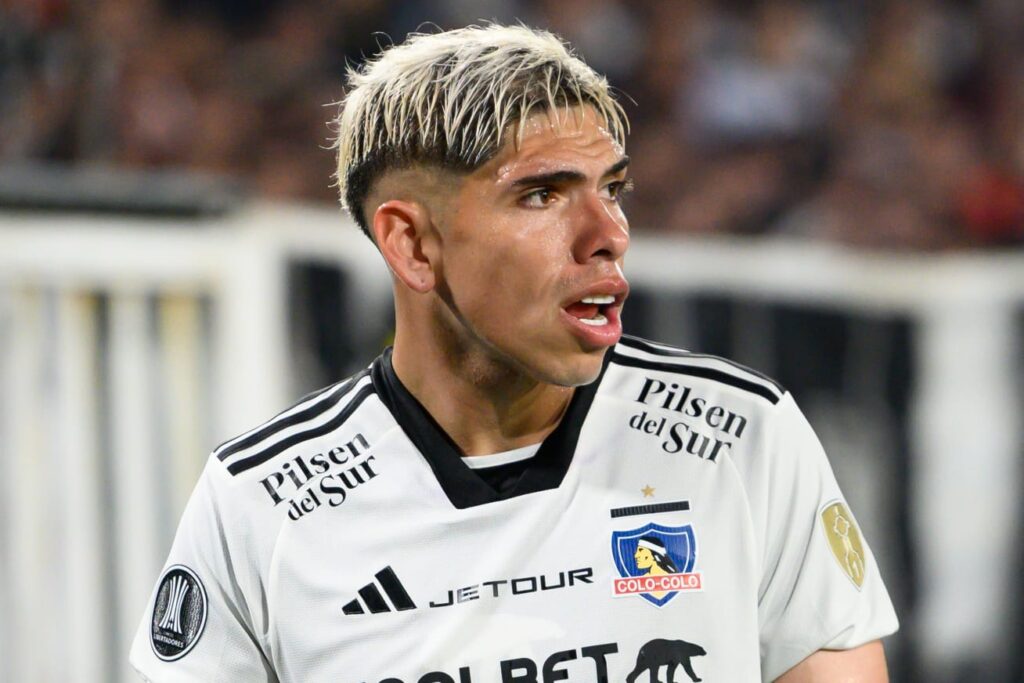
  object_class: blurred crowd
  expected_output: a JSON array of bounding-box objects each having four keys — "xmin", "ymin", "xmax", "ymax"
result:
[{"xmin": 2, "ymin": 0, "xmax": 1024, "ymax": 248}]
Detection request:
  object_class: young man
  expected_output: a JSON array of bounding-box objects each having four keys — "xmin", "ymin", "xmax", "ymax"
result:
[{"xmin": 131, "ymin": 25, "xmax": 897, "ymax": 682}]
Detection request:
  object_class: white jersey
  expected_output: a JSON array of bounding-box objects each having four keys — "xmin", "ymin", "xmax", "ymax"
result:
[{"xmin": 130, "ymin": 336, "xmax": 897, "ymax": 682}]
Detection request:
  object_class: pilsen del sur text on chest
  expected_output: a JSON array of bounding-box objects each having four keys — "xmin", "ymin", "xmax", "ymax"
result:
[
  {"xmin": 258, "ymin": 433, "xmax": 380, "ymax": 520},
  {"xmin": 629, "ymin": 377, "xmax": 748, "ymax": 462}
]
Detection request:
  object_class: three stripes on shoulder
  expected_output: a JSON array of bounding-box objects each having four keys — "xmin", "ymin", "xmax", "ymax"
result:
[
  {"xmin": 214, "ymin": 366, "xmax": 375, "ymax": 476},
  {"xmin": 613, "ymin": 335, "xmax": 785, "ymax": 405}
]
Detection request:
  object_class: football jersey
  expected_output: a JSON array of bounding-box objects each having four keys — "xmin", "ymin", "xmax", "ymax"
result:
[{"xmin": 130, "ymin": 336, "xmax": 898, "ymax": 682}]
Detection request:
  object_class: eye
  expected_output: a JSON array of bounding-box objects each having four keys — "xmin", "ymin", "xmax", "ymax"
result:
[
  {"xmin": 520, "ymin": 187, "xmax": 556, "ymax": 208},
  {"xmin": 605, "ymin": 178, "xmax": 635, "ymax": 203}
]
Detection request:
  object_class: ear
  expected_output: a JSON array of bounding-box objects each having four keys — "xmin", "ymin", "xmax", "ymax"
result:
[{"xmin": 371, "ymin": 200, "xmax": 438, "ymax": 293}]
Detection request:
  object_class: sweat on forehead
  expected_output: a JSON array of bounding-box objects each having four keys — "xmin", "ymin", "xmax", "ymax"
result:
[{"xmin": 332, "ymin": 24, "xmax": 629, "ymax": 238}]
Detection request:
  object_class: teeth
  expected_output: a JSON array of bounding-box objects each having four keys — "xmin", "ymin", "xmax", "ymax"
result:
[
  {"xmin": 579, "ymin": 314, "xmax": 608, "ymax": 326},
  {"xmin": 581, "ymin": 295, "xmax": 615, "ymax": 305}
]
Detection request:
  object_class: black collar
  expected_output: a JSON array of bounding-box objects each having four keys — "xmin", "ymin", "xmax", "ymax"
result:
[{"xmin": 371, "ymin": 348, "xmax": 609, "ymax": 508}]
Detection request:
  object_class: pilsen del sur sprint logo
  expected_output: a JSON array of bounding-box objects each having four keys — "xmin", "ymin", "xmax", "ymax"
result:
[{"xmin": 611, "ymin": 523, "xmax": 702, "ymax": 607}]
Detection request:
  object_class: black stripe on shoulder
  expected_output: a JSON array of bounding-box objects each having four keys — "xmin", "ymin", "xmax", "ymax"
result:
[
  {"xmin": 611, "ymin": 352, "xmax": 781, "ymax": 405},
  {"xmin": 618, "ymin": 335, "xmax": 785, "ymax": 394},
  {"xmin": 227, "ymin": 382, "xmax": 376, "ymax": 476},
  {"xmin": 215, "ymin": 380, "xmax": 353, "ymax": 462}
]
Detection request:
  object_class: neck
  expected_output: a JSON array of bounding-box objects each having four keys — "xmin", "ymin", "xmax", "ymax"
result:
[{"xmin": 391, "ymin": 331, "xmax": 573, "ymax": 457}]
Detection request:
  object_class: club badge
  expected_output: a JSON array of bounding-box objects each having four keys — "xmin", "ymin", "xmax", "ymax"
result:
[{"xmin": 611, "ymin": 522, "xmax": 702, "ymax": 607}]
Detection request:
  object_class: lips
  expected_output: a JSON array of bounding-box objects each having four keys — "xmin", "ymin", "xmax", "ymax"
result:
[
  {"xmin": 561, "ymin": 280, "xmax": 629, "ymax": 347},
  {"xmin": 564, "ymin": 295, "xmax": 615, "ymax": 324}
]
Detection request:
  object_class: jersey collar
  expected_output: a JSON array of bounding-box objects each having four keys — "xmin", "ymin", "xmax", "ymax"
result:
[{"xmin": 371, "ymin": 348, "xmax": 610, "ymax": 509}]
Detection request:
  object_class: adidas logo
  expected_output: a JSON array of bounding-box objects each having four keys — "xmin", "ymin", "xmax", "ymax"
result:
[{"xmin": 343, "ymin": 566, "xmax": 417, "ymax": 615}]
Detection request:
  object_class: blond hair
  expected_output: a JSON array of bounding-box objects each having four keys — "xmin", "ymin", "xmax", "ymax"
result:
[{"xmin": 333, "ymin": 24, "xmax": 628, "ymax": 237}]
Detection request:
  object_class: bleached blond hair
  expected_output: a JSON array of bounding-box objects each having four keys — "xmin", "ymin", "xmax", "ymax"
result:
[{"xmin": 333, "ymin": 24, "xmax": 628, "ymax": 238}]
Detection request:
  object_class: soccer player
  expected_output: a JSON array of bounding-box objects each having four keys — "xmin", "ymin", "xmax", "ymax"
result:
[{"xmin": 131, "ymin": 24, "xmax": 897, "ymax": 682}]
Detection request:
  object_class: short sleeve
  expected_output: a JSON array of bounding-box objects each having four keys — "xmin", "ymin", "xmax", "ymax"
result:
[
  {"xmin": 755, "ymin": 393, "xmax": 898, "ymax": 681},
  {"xmin": 129, "ymin": 459, "xmax": 277, "ymax": 682}
]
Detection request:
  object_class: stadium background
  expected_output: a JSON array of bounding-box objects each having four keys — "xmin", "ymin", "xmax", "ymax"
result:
[{"xmin": 1, "ymin": 0, "xmax": 1023, "ymax": 681}]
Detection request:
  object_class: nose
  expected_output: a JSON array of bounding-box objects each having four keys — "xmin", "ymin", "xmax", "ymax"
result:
[{"xmin": 572, "ymin": 192, "xmax": 630, "ymax": 264}]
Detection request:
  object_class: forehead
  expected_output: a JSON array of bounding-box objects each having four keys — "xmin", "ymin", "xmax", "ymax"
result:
[{"xmin": 484, "ymin": 106, "xmax": 626, "ymax": 181}]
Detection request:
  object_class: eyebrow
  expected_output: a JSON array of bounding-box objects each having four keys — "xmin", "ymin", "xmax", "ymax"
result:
[{"xmin": 509, "ymin": 155, "xmax": 631, "ymax": 188}]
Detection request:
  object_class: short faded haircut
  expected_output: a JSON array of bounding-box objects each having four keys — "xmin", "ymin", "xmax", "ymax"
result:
[{"xmin": 333, "ymin": 24, "xmax": 628, "ymax": 239}]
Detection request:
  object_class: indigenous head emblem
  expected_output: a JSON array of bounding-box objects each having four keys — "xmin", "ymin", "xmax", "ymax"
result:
[
  {"xmin": 150, "ymin": 565, "xmax": 208, "ymax": 661},
  {"xmin": 611, "ymin": 523, "xmax": 702, "ymax": 607},
  {"xmin": 821, "ymin": 501, "xmax": 866, "ymax": 589}
]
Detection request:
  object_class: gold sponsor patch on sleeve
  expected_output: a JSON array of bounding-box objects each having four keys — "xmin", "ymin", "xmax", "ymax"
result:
[{"xmin": 820, "ymin": 501, "xmax": 866, "ymax": 589}]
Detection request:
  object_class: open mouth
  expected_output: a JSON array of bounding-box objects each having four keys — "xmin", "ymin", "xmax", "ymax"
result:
[{"xmin": 564, "ymin": 294, "xmax": 617, "ymax": 326}]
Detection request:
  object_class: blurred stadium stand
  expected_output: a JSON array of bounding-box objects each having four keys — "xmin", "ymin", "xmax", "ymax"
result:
[{"xmin": 2, "ymin": 0, "xmax": 1023, "ymax": 247}]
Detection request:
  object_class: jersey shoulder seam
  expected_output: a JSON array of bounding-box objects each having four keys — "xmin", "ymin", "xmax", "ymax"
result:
[
  {"xmin": 612, "ymin": 335, "xmax": 786, "ymax": 404},
  {"xmin": 216, "ymin": 367, "xmax": 375, "ymax": 477}
]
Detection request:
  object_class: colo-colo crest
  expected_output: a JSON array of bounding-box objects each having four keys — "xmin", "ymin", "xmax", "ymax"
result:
[{"xmin": 611, "ymin": 523, "xmax": 702, "ymax": 607}]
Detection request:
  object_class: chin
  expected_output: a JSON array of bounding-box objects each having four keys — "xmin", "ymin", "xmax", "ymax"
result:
[{"xmin": 534, "ymin": 348, "xmax": 607, "ymax": 388}]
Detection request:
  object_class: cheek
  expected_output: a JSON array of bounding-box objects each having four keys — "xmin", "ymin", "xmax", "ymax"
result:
[
  {"xmin": 464, "ymin": 227, "xmax": 559, "ymax": 284},
  {"xmin": 442, "ymin": 213, "xmax": 570, "ymax": 321}
]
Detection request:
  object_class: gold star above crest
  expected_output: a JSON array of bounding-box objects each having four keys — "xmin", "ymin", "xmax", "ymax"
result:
[{"xmin": 641, "ymin": 484, "xmax": 655, "ymax": 498}]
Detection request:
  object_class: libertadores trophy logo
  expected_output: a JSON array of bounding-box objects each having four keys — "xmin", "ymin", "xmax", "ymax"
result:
[
  {"xmin": 150, "ymin": 564, "xmax": 208, "ymax": 661},
  {"xmin": 611, "ymin": 522, "xmax": 702, "ymax": 607}
]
